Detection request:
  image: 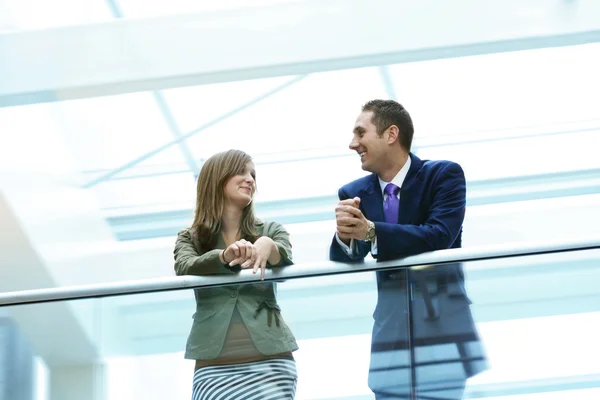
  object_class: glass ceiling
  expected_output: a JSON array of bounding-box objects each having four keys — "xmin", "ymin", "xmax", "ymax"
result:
[
  {"xmin": 2, "ymin": 0, "xmax": 599, "ymax": 239},
  {"xmin": 0, "ymin": 0, "xmax": 302, "ymax": 31},
  {"xmin": 56, "ymin": 43, "xmax": 599, "ymax": 218}
]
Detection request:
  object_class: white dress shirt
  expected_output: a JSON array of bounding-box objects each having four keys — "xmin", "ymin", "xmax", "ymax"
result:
[{"xmin": 336, "ymin": 156, "xmax": 411, "ymax": 256}]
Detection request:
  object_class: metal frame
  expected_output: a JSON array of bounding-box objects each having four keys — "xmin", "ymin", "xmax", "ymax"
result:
[
  {"xmin": 107, "ymin": 167, "xmax": 600, "ymax": 240},
  {"xmin": 106, "ymin": 0, "xmax": 196, "ymax": 179},
  {"xmin": 3, "ymin": 0, "xmax": 600, "ymax": 108},
  {"xmin": 378, "ymin": 66, "xmax": 397, "ymax": 101},
  {"xmin": 82, "ymin": 115, "xmax": 600, "ymax": 186},
  {"xmin": 151, "ymin": 91, "xmax": 199, "ymax": 178},
  {"xmin": 82, "ymin": 75, "xmax": 308, "ymax": 187},
  {"xmin": 3, "ymin": 0, "xmax": 589, "ymax": 192},
  {"xmin": 0, "ymin": 236, "xmax": 598, "ymax": 306}
]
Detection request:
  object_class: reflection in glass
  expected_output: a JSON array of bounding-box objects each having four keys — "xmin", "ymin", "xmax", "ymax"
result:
[{"xmin": 0, "ymin": 249, "xmax": 599, "ymax": 398}]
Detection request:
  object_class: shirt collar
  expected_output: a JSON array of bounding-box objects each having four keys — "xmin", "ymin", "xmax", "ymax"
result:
[{"xmin": 378, "ymin": 156, "xmax": 411, "ymax": 194}]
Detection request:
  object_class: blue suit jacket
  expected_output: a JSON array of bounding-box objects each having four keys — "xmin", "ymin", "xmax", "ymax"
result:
[
  {"xmin": 329, "ymin": 152, "xmax": 465, "ymax": 263},
  {"xmin": 329, "ymin": 153, "xmax": 487, "ymax": 391}
]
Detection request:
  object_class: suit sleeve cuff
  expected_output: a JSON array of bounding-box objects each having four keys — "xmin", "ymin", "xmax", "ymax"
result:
[{"xmin": 335, "ymin": 233, "xmax": 355, "ymax": 256}]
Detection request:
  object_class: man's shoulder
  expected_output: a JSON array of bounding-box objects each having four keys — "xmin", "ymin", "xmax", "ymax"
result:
[
  {"xmin": 339, "ymin": 174, "xmax": 374, "ymax": 196},
  {"xmin": 421, "ymin": 158, "xmax": 461, "ymax": 169},
  {"xmin": 420, "ymin": 158, "xmax": 464, "ymax": 176}
]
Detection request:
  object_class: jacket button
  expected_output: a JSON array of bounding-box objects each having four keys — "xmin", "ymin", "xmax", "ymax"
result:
[{"xmin": 230, "ymin": 292, "xmax": 237, "ymax": 298}]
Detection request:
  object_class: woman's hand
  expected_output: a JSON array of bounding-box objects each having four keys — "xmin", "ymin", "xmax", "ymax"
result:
[
  {"xmin": 222, "ymin": 237, "xmax": 280, "ymax": 280},
  {"xmin": 249, "ymin": 237, "xmax": 278, "ymax": 280},
  {"xmin": 222, "ymin": 239, "xmax": 255, "ymax": 267}
]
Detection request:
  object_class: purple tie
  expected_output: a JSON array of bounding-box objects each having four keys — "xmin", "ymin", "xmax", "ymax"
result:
[{"xmin": 383, "ymin": 183, "xmax": 400, "ymax": 223}]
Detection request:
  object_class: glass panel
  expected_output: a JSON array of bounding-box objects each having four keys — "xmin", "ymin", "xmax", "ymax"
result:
[
  {"xmin": 161, "ymin": 75, "xmax": 299, "ymax": 134},
  {"xmin": 418, "ymin": 129, "xmax": 600, "ymax": 182},
  {"xmin": 0, "ymin": 0, "xmax": 111, "ymax": 31},
  {"xmin": 184, "ymin": 67, "xmax": 387, "ymax": 161},
  {"xmin": 458, "ymin": 248, "xmax": 600, "ymax": 399},
  {"xmin": 0, "ymin": 297, "xmax": 100, "ymax": 400},
  {"xmin": 6, "ymin": 44, "xmax": 595, "ymax": 222},
  {"xmin": 389, "ymin": 43, "xmax": 600, "ymax": 141},
  {"xmin": 118, "ymin": 0, "xmax": 301, "ymax": 18},
  {"xmin": 92, "ymin": 147, "xmax": 195, "ymax": 215},
  {"xmin": 253, "ymin": 155, "xmax": 367, "ymax": 203},
  {"xmin": 0, "ymin": 270, "xmax": 406, "ymax": 399},
  {"xmin": 92, "ymin": 170, "xmax": 196, "ymax": 214},
  {"xmin": 96, "ymin": 272, "xmax": 405, "ymax": 399},
  {"xmin": 1, "ymin": 248, "xmax": 599, "ymax": 399},
  {"xmin": 54, "ymin": 92, "xmax": 180, "ymax": 174},
  {"xmin": 0, "ymin": 101, "xmax": 79, "ymax": 175},
  {"xmin": 91, "ymin": 46, "xmax": 600, "ymax": 218}
]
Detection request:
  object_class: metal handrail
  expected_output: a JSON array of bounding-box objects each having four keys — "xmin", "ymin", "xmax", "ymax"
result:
[{"xmin": 0, "ymin": 236, "xmax": 599, "ymax": 306}]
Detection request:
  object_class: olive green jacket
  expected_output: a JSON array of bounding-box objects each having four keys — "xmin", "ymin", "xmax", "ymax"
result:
[{"xmin": 174, "ymin": 220, "xmax": 298, "ymax": 360}]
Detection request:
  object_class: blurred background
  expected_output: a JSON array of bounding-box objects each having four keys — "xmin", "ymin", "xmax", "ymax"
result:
[{"xmin": 1, "ymin": 0, "xmax": 600, "ymax": 399}]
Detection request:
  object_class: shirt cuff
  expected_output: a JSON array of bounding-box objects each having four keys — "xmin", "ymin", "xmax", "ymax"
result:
[{"xmin": 335, "ymin": 233, "xmax": 355, "ymax": 256}]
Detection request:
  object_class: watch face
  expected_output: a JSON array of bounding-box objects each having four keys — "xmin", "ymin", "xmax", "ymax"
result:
[{"xmin": 368, "ymin": 224, "xmax": 376, "ymax": 240}]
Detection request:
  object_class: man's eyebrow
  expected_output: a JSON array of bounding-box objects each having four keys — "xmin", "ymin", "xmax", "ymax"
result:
[{"xmin": 353, "ymin": 125, "xmax": 365, "ymax": 133}]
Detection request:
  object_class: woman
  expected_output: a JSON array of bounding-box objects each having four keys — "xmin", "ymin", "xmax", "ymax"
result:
[{"xmin": 174, "ymin": 149, "xmax": 299, "ymax": 400}]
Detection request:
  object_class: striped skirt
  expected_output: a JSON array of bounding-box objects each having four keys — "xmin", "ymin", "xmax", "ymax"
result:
[{"xmin": 192, "ymin": 358, "xmax": 298, "ymax": 400}]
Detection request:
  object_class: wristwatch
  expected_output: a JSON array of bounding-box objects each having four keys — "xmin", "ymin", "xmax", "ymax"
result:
[{"xmin": 364, "ymin": 220, "xmax": 376, "ymax": 242}]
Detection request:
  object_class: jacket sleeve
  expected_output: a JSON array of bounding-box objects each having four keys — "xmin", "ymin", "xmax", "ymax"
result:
[
  {"xmin": 173, "ymin": 230, "xmax": 237, "ymax": 276},
  {"xmin": 375, "ymin": 162, "xmax": 466, "ymax": 260},
  {"xmin": 329, "ymin": 187, "xmax": 371, "ymax": 263},
  {"xmin": 264, "ymin": 222, "xmax": 293, "ymax": 267}
]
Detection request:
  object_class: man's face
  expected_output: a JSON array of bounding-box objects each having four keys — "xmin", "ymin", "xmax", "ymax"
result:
[{"xmin": 349, "ymin": 111, "xmax": 388, "ymax": 174}]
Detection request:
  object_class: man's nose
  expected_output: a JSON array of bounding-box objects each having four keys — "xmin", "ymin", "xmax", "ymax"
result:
[{"xmin": 349, "ymin": 138, "xmax": 359, "ymax": 150}]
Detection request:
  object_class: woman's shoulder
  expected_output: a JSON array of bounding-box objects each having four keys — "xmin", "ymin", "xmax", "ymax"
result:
[
  {"xmin": 177, "ymin": 227, "xmax": 195, "ymax": 239},
  {"xmin": 255, "ymin": 219, "xmax": 287, "ymax": 235},
  {"xmin": 175, "ymin": 227, "xmax": 201, "ymax": 248}
]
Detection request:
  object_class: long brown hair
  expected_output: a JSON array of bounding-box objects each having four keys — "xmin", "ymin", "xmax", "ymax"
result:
[{"xmin": 191, "ymin": 149, "xmax": 258, "ymax": 250}]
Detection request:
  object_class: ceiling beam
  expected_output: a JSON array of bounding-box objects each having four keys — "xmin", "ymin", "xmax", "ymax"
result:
[{"xmin": 2, "ymin": 0, "xmax": 600, "ymax": 107}]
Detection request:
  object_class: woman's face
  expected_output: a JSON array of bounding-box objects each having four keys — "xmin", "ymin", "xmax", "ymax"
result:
[{"xmin": 223, "ymin": 162, "xmax": 256, "ymax": 208}]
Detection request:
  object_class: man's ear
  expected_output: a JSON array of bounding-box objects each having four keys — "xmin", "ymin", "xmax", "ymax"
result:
[{"xmin": 386, "ymin": 125, "xmax": 400, "ymax": 145}]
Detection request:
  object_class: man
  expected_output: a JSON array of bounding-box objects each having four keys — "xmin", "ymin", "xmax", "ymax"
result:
[{"xmin": 329, "ymin": 100, "xmax": 487, "ymax": 399}]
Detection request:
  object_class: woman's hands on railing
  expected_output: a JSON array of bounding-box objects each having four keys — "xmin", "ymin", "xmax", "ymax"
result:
[
  {"xmin": 221, "ymin": 239, "xmax": 254, "ymax": 266},
  {"xmin": 220, "ymin": 237, "xmax": 279, "ymax": 280}
]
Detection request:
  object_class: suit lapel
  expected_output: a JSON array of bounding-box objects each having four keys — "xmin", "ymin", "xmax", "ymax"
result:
[
  {"xmin": 398, "ymin": 188, "xmax": 411, "ymax": 224},
  {"xmin": 359, "ymin": 154, "xmax": 424, "ymax": 224},
  {"xmin": 359, "ymin": 174, "xmax": 384, "ymax": 222},
  {"xmin": 398, "ymin": 153, "xmax": 424, "ymax": 224}
]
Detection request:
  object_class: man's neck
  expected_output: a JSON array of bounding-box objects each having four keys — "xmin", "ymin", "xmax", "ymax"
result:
[{"xmin": 378, "ymin": 152, "xmax": 409, "ymax": 183}]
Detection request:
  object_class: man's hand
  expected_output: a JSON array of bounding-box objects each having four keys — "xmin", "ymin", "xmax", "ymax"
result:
[
  {"xmin": 335, "ymin": 197, "xmax": 369, "ymax": 242},
  {"xmin": 335, "ymin": 197, "xmax": 360, "ymax": 244}
]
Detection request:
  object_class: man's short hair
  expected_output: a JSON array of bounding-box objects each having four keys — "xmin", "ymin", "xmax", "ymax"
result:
[{"xmin": 362, "ymin": 99, "xmax": 414, "ymax": 151}]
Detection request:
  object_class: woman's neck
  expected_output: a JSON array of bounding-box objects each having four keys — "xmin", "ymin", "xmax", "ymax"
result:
[{"xmin": 221, "ymin": 204, "xmax": 243, "ymax": 241}]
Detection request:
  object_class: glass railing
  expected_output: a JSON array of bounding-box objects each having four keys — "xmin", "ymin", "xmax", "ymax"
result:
[{"xmin": 1, "ymin": 237, "xmax": 599, "ymax": 400}]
